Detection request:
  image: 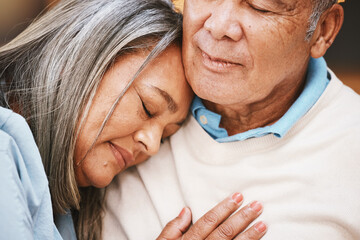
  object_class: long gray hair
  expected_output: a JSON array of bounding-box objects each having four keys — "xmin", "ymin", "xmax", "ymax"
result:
[{"xmin": 0, "ymin": 0, "xmax": 182, "ymax": 239}]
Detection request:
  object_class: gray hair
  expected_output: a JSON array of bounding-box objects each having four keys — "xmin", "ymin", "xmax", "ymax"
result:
[
  {"xmin": 0, "ymin": 0, "xmax": 182, "ymax": 239},
  {"xmin": 306, "ymin": 0, "xmax": 338, "ymax": 40}
]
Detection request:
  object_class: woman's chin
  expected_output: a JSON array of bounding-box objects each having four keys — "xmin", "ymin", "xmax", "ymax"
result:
[{"xmin": 90, "ymin": 177, "xmax": 114, "ymax": 188}]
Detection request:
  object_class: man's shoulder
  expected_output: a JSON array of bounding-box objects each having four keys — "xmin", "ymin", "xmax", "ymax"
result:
[
  {"xmin": 318, "ymin": 71, "xmax": 360, "ymax": 118},
  {"xmin": 139, "ymin": 140, "xmax": 175, "ymax": 173},
  {"xmin": 294, "ymin": 72, "xmax": 360, "ymax": 152},
  {"xmin": 328, "ymin": 69, "xmax": 360, "ymax": 105}
]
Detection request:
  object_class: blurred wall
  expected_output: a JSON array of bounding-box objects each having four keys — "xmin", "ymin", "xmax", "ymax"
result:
[
  {"xmin": 324, "ymin": 1, "xmax": 360, "ymax": 93},
  {"xmin": 0, "ymin": 0, "xmax": 46, "ymax": 45},
  {"xmin": 325, "ymin": 1, "xmax": 360, "ymax": 72}
]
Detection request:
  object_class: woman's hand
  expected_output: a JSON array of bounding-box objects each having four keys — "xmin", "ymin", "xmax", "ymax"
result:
[{"xmin": 157, "ymin": 192, "xmax": 267, "ymax": 240}]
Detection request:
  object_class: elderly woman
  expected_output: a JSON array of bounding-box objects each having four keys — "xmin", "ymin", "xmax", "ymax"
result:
[{"xmin": 0, "ymin": 0, "xmax": 264, "ymax": 239}]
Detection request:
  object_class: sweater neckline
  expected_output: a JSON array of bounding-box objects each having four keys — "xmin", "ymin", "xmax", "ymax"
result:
[{"xmin": 176, "ymin": 70, "xmax": 343, "ymax": 165}]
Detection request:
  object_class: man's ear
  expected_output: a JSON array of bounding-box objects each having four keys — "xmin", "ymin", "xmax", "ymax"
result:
[{"xmin": 310, "ymin": 4, "xmax": 344, "ymax": 58}]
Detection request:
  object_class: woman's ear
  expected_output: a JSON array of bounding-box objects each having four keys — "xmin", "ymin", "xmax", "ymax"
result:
[{"xmin": 310, "ymin": 4, "xmax": 344, "ymax": 58}]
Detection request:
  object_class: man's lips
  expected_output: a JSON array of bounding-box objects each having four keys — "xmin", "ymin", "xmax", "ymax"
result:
[
  {"xmin": 200, "ymin": 49, "xmax": 242, "ymax": 72},
  {"xmin": 109, "ymin": 142, "xmax": 135, "ymax": 170}
]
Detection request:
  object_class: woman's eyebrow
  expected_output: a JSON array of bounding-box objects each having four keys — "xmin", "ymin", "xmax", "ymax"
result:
[{"xmin": 151, "ymin": 86, "xmax": 178, "ymax": 113}]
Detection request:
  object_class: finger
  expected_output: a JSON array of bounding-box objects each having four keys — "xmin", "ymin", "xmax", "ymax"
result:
[
  {"xmin": 235, "ymin": 221, "xmax": 267, "ymax": 240},
  {"xmin": 157, "ymin": 207, "xmax": 192, "ymax": 240},
  {"xmin": 184, "ymin": 192, "xmax": 244, "ymax": 239},
  {"xmin": 206, "ymin": 201, "xmax": 264, "ymax": 240}
]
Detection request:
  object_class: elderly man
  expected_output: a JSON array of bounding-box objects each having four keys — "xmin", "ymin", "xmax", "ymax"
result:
[{"xmin": 103, "ymin": 0, "xmax": 360, "ymax": 239}]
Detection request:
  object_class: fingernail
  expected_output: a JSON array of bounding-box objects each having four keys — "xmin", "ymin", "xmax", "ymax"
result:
[
  {"xmin": 231, "ymin": 192, "xmax": 243, "ymax": 204},
  {"xmin": 254, "ymin": 221, "xmax": 267, "ymax": 233},
  {"xmin": 178, "ymin": 207, "xmax": 186, "ymax": 217},
  {"xmin": 250, "ymin": 201, "xmax": 263, "ymax": 213}
]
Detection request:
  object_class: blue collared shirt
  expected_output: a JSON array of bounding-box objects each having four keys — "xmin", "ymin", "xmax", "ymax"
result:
[{"xmin": 191, "ymin": 57, "xmax": 330, "ymax": 143}]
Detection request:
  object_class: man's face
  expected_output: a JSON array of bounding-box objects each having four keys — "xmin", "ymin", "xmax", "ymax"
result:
[{"xmin": 183, "ymin": 0, "xmax": 314, "ymax": 106}]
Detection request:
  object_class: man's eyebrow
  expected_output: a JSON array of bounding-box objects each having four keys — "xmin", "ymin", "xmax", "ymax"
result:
[{"xmin": 151, "ymin": 86, "xmax": 178, "ymax": 113}]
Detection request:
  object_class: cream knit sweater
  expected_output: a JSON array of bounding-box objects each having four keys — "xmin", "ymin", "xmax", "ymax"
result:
[{"xmin": 103, "ymin": 71, "xmax": 360, "ymax": 240}]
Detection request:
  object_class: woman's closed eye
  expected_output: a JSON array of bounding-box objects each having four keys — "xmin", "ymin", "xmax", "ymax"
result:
[{"xmin": 141, "ymin": 99, "xmax": 154, "ymax": 118}]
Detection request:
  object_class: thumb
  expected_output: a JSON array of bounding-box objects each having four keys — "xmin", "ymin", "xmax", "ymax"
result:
[{"xmin": 156, "ymin": 207, "xmax": 192, "ymax": 240}]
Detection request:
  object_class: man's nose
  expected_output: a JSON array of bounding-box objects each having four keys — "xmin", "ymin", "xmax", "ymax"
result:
[
  {"xmin": 133, "ymin": 125, "xmax": 162, "ymax": 156},
  {"xmin": 204, "ymin": 2, "xmax": 242, "ymax": 41}
]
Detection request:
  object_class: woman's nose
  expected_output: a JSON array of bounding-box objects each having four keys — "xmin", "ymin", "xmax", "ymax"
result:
[{"xmin": 133, "ymin": 125, "xmax": 163, "ymax": 156}]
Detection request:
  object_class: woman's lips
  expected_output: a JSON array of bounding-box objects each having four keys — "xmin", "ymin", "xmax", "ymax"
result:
[
  {"xmin": 109, "ymin": 142, "xmax": 134, "ymax": 170},
  {"xmin": 200, "ymin": 49, "xmax": 242, "ymax": 72}
]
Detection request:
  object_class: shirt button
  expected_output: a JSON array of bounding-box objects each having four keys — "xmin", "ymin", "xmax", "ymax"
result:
[{"xmin": 200, "ymin": 115, "xmax": 208, "ymax": 125}]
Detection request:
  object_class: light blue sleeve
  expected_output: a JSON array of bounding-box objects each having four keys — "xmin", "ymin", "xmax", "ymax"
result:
[
  {"xmin": 0, "ymin": 133, "xmax": 35, "ymax": 239},
  {"xmin": 0, "ymin": 108, "xmax": 64, "ymax": 240},
  {"xmin": 55, "ymin": 211, "xmax": 77, "ymax": 240}
]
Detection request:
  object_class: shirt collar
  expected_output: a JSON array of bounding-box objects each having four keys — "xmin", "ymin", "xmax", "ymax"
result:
[{"xmin": 191, "ymin": 57, "xmax": 330, "ymax": 143}]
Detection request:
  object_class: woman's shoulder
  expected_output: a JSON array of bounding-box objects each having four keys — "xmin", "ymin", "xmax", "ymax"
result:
[
  {"xmin": 0, "ymin": 107, "xmax": 59, "ymax": 239},
  {"xmin": 0, "ymin": 106, "xmax": 31, "ymax": 143},
  {"xmin": 0, "ymin": 105, "xmax": 48, "ymax": 200},
  {"xmin": 0, "ymin": 107, "xmax": 26, "ymax": 151},
  {"xmin": 0, "ymin": 106, "xmax": 41, "ymax": 157},
  {"xmin": 0, "ymin": 105, "xmax": 46, "ymax": 177},
  {"xmin": 0, "ymin": 105, "xmax": 29, "ymax": 128},
  {"xmin": 0, "ymin": 106, "xmax": 45, "ymax": 186}
]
